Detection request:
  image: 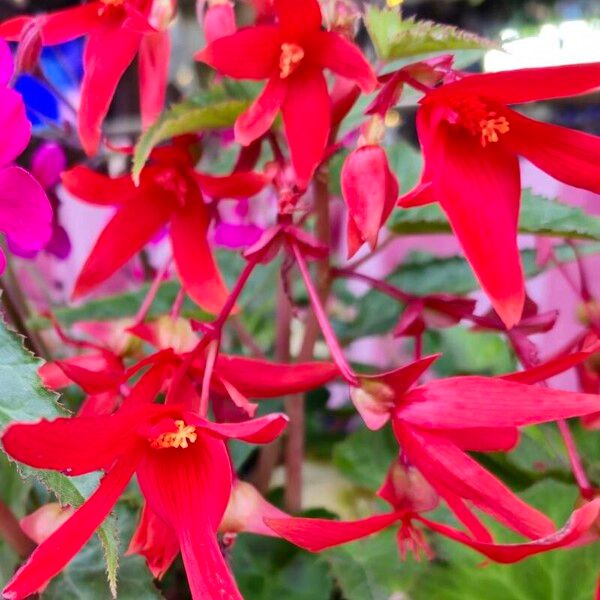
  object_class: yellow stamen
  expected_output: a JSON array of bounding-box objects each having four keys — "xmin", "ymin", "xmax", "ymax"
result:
[
  {"xmin": 478, "ymin": 114, "xmax": 510, "ymax": 147},
  {"xmin": 151, "ymin": 420, "xmax": 198, "ymax": 449},
  {"xmin": 279, "ymin": 43, "xmax": 304, "ymax": 79}
]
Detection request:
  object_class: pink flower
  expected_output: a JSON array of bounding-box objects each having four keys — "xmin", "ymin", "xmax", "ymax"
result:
[{"xmin": 0, "ymin": 39, "xmax": 52, "ymax": 272}]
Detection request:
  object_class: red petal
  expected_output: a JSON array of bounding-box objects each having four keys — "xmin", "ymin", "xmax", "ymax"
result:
[
  {"xmin": 235, "ymin": 77, "xmax": 287, "ymax": 146},
  {"xmin": 218, "ymin": 378, "xmax": 258, "ymax": 417},
  {"xmin": 2, "ymin": 412, "xmax": 143, "ymax": 475},
  {"xmin": 38, "ymin": 354, "xmax": 113, "ymax": 389},
  {"xmin": 281, "ymin": 68, "xmax": 331, "ymax": 185},
  {"xmin": 195, "ymin": 26, "xmax": 281, "ymax": 79},
  {"xmin": 127, "ymin": 504, "xmax": 179, "ymax": 580},
  {"xmin": 266, "ymin": 512, "xmax": 399, "ymax": 552},
  {"xmin": 62, "ymin": 166, "xmax": 137, "ymax": 206},
  {"xmin": 190, "ymin": 413, "xmax": 289, "ymax": 444},
  {"xmin": 431, "ymin": 62, "xmax": 600, "ymax": 106},
  {"xmin": 367, "ymin": 354, "xmax": 440, "ymax": 395},
  {"xmin": 418, "ymin": 498, "xmax": 600, "ymax": 563},
  {"xmin": 438, "ymin": 486, "xmax": 493, "ymax": 542},
  {"xmin": 195, "ymin": 171, "xmax": 268, "ymax": 199},
  {"xmin": 211, "ymin": 355, "xmax": 339, "ymax": 398},
  {"xmin": 437, "ymin": 427, "xmax": 520, "ymax": 452},
  {"xmin": 395, "ymin": 424, "xmax": 555, "ymax": 539},
  {"xmin": 342, "ymin": 145, "xmax": 399, "ymax": 257},
  {"xmin": 505, "ymin": 108, "xmax": 600, "ymax": 195},
  {"xmin": 54, "ymin": 357, "xmax": 122, "ymax": 394},
  {"xmin": 274, "ymin": 0, "xmax": 322, "ymax": 41},
  {"xmin": 401, "ymin": 376, "xmax": 600, "ymax": 429},
  {"xmin": 430, "ymin": 120, "xmax": 524, "ymax": 328},
  {"xmin": 138, "ymin": 30, "xmax": 170, "ymax": 129},
  {"xmin": 79, "ymin": 27, "xmax": 142, "ymax": 155},
  {"xmin": 73, "ymin": 189, "xmax": 172, "ymax": 299},
  {"xmin": 2, "ymin": 453, "xmax": 138, "ymax": 600},
  {"xmin": 310, "ymin": 31, "xmax": 377, "ymax": 93},
  {"xmin": 170, "ymin": 198, "xmax": 229, "ymax": 314},
  {"xmin": 136, "ymin": 432, "xmax": 241, "ymax": 599}
]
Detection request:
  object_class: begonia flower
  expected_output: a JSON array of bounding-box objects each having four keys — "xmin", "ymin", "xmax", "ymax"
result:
[
  {"xmin": 0, "ymin": 39, "xmax": 52, "ymax": 272},
  {"xmin": 0, "ymin": 0, "xmax": 175, "ymax": 154},
  {"xmin": 399, "ymin": 63, "xmax": 600, "ymax": 328},
  {"xmin": 62, "ymin": 141, "xmax": 269, "ymax": 313},
  {"xmin": 267, "ymin": 458, "xmax": 600, "ymax": 563},
  {"xmin": 196, "ymin": 0, "xmax": 377, "ymax": 185},
  {"xmin": 1, "ymin": 403, "xmax": 288, "ymax": 599}
]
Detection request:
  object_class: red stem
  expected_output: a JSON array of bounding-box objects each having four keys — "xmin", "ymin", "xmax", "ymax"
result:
[{"xmin": 133, "ymin": 257, "xmax": 172, "ymax": 325}]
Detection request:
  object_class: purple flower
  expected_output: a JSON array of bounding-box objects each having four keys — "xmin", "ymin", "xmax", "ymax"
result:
[{"xmin": 0, "ymin": 39, "xmax": 52, "ymax": 271}]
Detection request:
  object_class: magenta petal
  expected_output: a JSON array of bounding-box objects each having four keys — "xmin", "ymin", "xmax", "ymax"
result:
[
  {"xmin": 0, "ymin": 39, "xmax": 14, "ymax": 86},
  {"xmin": 31, "ymin": 142, "xmax": 66, "ymax": 189},
  {"xmin": 0, "ymin": 166, "xmax": 53, "ymax": 251},
  {"xmin": 0, "ymin": 88, "xmax": 30, "ymax": 167}
]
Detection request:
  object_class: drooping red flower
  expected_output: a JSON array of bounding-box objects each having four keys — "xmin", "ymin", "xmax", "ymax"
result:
[
  {"xmin": 196, "ymin": 0, "xmax": 377, "ymax": 185},
  {"xmin": 1, "ymin": 404, "xmax": 288, "ymax": 600},
  {"xmin": 349, "ymin": 354, "xmax": 600, "ymax": 538},
  {"xmin": 0, "ymin": 0, "xmax": 175, "ymax": 154},
  {"xmin": 342, "ymin": 144, "xmax": 399, "ymax": 258},
  {"xmin": 267, "ymin": 457, "xmax": 600, "ymax": 563},
  {"xmin": 399, "ymin": 63, "xmax": 600, "ymax": 328},
  {"xmin": 62, "ymin": 141, "xmax": 268, "ymax": 313}
]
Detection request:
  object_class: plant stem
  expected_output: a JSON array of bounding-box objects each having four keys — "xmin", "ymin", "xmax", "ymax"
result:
[{"xmin": 0, "ymin": 499, "xmax": 34, "ymax": 558}]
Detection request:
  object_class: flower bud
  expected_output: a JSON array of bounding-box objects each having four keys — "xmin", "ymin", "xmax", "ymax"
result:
[
  {"xmin": 14, "ymin": 19, "xmax": 43, "ymax": 75},
  {"xmin": 20, "ymin": 503, "xmax": 75, "ymax": 545},
  {"xmin": 201, "ymin": 0, "xmax": 236, "ymax": 44}
]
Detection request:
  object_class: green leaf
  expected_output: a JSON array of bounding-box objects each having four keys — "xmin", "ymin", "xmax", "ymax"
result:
[
  {"xmin": 0, "ymin": 321, "xmax": 121, "ymax": 594},
  {"xmin": 365, "ymin": 6, "xmax": 494, "ymax": 61},
  {"xmin": 389, "ymin": 189, "xmax": 600, "ymax": 240},
  {"xmin": 231, "ymin": 534, "xmax": 334, "ymax": 600},
  {"xmin": 132, "ymin": 98, "xmax": 248, "ymax": 182}
]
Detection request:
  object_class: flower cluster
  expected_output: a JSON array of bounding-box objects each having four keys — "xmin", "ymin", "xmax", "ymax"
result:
[{"xmin": 0, "ymin": 1, "xmax": 599, "ymax": 599}]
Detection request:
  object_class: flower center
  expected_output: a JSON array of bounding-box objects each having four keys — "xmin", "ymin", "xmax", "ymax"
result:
[
  {"xmin": 450, "ymin": 96, "xmax": 510, "ymax": 148},
  {"xmin": 151, "ymin": 420, "xmax": 197, "ymax": 449},
  {"xmin": 279, "ymin": 43, "xmax": 304, "ymax": 79}
]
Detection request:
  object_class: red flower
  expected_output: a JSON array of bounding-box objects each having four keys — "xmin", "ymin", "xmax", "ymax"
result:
[
  {"xmin": 1, "ymin": 404, "xmax": 288, "ymax": 599},
  {"xmin": 0, "ymin": 0, "xmax": 174, "ymax": 154},
  {"xmin": 341, "ymin": 144, "xmax": 399, "ymax": 258},
  {"xmin": 399, "ymin": 63, "xmax": 600, "ymax": 328},
  {"xmin": 266, "ymin": 458, "xmax": 600, "ymax": 563},
  {"xmin": 62, "ymin": 142, "xmax": 268, "ymax": 313},
  {"xmin": 350, "ymin": 355, "xmax": 600, "ymax": 538},
  {"xmin": 196, "ymin": 0, "xmax": 377, "ymax": 185}
]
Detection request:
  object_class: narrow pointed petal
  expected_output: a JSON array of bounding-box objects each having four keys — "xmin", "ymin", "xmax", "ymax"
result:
[
  {"xmin": 274, "ymin": 0, "xmax": 322, "ymax": 41},
  {"xmin": 195, "ymin": 171, "xmax": 268, "ymax": 199},
  {"xmin": 1, "ymin": 453, "xmax": 138, "ymax": 600},
  {"xmin": 266, "ymin": 512, "xmax": 399, "ymax": 552},
  {"xmin": 219, "ymin": 378, "xmax": 258, "ymax": 417},
  {"xmin": 127, "ymin": 505, "xmax": 180, "ymax": 580},
  {"xmin": 62, "ymin": 166, "xmax": 137, "ymax": 206},
  {"xmin": 137, "ymin": 433, "xmax": 240, "ymax": 599},
  {"xmin": 395, "ymin": 424, "xmax": 555, "ymax": 539},
  {"xmin": 79, "ymin": 27, "xmax": 142, "ymax": 155},
  {"xmin": 170, "ymin": 199, "xmax": 230, "ymax": 315},
  {"xmin": 234, "ymin": 77, "xmax": 287, "ymax": 145},
  {"xmin": 505, "ymin": 108, "xmax": 600, "ymax": 195},
  {"xmin": 401, "ymin": 376, "xmax": 600, "ymax": 429},
  {"xmin": 438, "ymin": 426, "xmax": 520, "ymax": 452},
  {"xmin": 369, "ymin": 355, "xmax": 440, "ymax": 394},
  {"xmin": 438, "ymin": 487, "xmax": 494, "ymax": 542},
  {"xmin": 310, "ymin": 31, "xmax": 377, "ymax": 93},
  {"xmin": 431, "ymin": 62, "xmax": 600, "ymax": 106},
  {"xmin": 190, "ymin": 413, "xmax": 289, "ymax": 444},
  {"xmin": 0, "ymin": 167, "xmax": 52, "ymax": 251},
  {"xmin": 39, "ymin": 353, "xmax": 115, "ymax": 390},
  {"xmin": 54, "ymin": 357, "xmax": 122, "ymax": 394},
  {"xmin": 138, "ymin": 30, "xmax": 170, "ymax": 129},
  {"xmin": 0, "ymin": 4, "xmax": 102, "ymax": 44},
  {"xmin": 211, "ymin": 355, "xmax": 339, "ymax": 398},
  {"xmin": 281, "ymin": 68, "xmax": 330, "ymax": 185},
  {"xmin": 418, "ymin": 498, "xmax": 600, "ymax": 563},
  {"xmin": 195, "ymin": 26, "xmax": 281, "ymax": 79},
  {"xmin": 431, "ymin": 123, "xmax": 524, "ymax": 328},
  {"xmin": 502, "ymin": 341, "xmax": 600, "ymax": 385},
  {"xmin": 73, "ymin": 190, "xmax": 172, "ymax": 299},
  {"xmin": 2, "ymin": 412, "xmax": 143, "ymax": 475}
]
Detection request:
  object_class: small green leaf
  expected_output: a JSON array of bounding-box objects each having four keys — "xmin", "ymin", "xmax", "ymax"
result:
[
  {"xmin": 365, "ymin": 6, "xmax": 494, "ymax": 61},
  {"xmin": 0, "ymin": 321, "xmax": 121, "ymax": 594},
  {"xmin": 389, "ymin": 190, "xmax": 600, "ymax": 240},
  {"xmin": 132, "ymin": 98, "xmax": 248, "ymax": 182}
]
